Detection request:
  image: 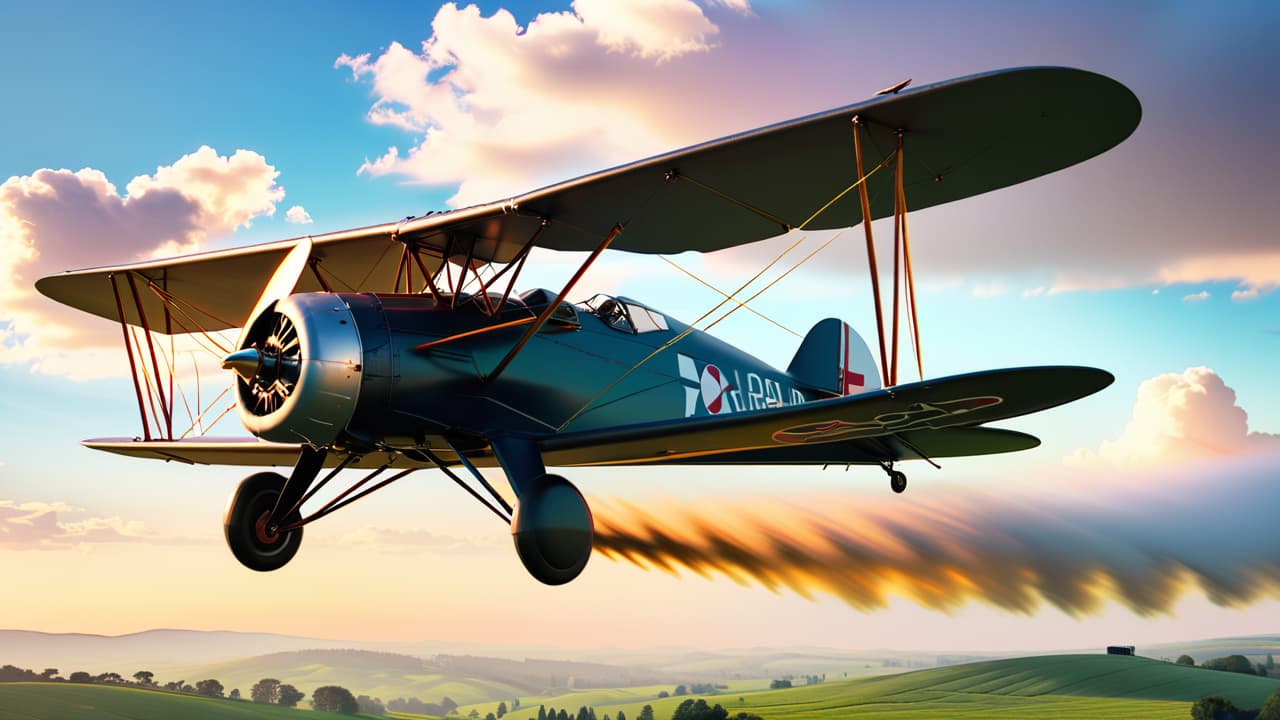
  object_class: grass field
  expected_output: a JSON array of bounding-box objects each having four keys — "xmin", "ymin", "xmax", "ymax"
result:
[
  {"xmin": 488, "ymin": 654, "xmax": 1280, "ymax": 720},
  {"xmin": 6, "ymin": 654, "xmax": 1280, "ymax": 720},
  {"xmin": 0, "ymin": 683, "xmax": 378, "ymax": 720}
]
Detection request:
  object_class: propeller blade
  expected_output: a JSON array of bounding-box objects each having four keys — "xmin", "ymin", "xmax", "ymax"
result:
[{"xmin": 234, "ymin": 237, "xmax": 314, "ymax": 351}]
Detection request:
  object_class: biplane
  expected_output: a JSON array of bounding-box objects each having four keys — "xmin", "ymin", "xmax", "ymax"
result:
[{"xmin": 37, "ymin": 67, "xmax": 1140, "ymax": 585}]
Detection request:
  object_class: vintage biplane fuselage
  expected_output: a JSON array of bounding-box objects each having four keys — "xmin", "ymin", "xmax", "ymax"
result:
[
  {"xmin": 36, "ymin": 66, "xmax": 1141, "ymax": 586},
  {"xmin": 232, "ymin": 288, "xmax": 824, "ymax": 453}
]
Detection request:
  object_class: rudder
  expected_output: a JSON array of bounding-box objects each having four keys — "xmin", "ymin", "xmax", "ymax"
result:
[{"xmin": 787, "ymin": 318, "xmax": 882, "ymax": 396}]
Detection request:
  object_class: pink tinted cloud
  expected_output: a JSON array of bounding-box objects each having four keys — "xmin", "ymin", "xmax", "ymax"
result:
[
  {"xmin": 0, "ymin": 499, "xmax": 196, "ymax": 549},
  {"xmin": 0, "ymin": 147, "xmax": 284, "ymax": 378}
]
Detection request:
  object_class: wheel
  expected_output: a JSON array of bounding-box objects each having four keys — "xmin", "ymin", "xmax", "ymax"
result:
[
  {"xmin": 224, "ymin": 472, "xmax": 303, "ymax": 571},
  {"xmin": 512, "ymin": 474, "xmax": 593, "ymax": 585},
  {"xmin": 889, "ymin": 470, "xmax": 907, "ymax": 494}
]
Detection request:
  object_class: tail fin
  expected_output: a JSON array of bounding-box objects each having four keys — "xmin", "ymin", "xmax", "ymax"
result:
[{"xmin": 787, "ymin": 318, "xmax": 882, "ymax": 396}]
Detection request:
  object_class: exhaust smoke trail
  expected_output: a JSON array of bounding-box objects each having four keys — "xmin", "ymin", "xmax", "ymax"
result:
[{"xmin": 590, "ymin": 456, "xmax": 1280, "ymax": 616}]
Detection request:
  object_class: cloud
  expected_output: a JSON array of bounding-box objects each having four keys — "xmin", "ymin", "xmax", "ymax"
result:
[
  {"xmin": 1183, "ymin": 290, "xmax": 1210, "ymax": 302},
  {"xmin": 338, "ymin": 3, "xmax": 1278, "ymax": 294},
  {"xmin": 1232, "ymin": 287, "xmax": 1260, "ymax": 301},
  {"xmin": 593, "ymin": 368, "xmax": 1280, "ymax": 616},
  {"xmin": 1071, "ymin": 367, "xmax": 1278, "ymax": 468},
  {"xmin": 316, "ymin": 525, "xmax": 499, "ymax": 555},
  {"xmin": 0, "ymin": 147, "xmax": 284, "ymax": 378},
  {"xmin": 0, "ymin": 499, "xmax": 194, "ymax": 549},
  {"xmin": 336, "ymin": 1, "xmax": 751, "ymax": 207},
  {"xmin": 285, "ymin": 205, "xmax": 313, "ymax": 224}
]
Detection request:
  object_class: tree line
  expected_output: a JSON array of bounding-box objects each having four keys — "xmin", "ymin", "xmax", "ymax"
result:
[{"xmin": 1176, "ymin": 654, "xmax": 1275, "ymax": 677}]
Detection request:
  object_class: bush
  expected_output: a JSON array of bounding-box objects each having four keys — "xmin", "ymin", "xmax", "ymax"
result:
[
  {"xmin": 1191, "ymin": 696, "xmax": 1240, "ymax": 720},
  {"xmin": 1259, "ymin": 689, "xmax": 1280, "ymax": 720},
  {"xmin": 1177, "ymin": 655, "xmax": 1196, "ymax": 666},
  {"xmin": 1202, "ymin": 655, "xmax": 1256, "ymax": 675}
]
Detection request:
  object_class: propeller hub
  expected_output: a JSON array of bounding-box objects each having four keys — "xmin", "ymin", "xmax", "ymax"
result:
[{"xmin": 222, "ymin": 348, "xmax": 264, "ymax": 381}]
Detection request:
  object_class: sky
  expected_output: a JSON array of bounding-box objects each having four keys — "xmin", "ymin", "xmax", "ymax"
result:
[{"xmin": 1, "ymin": 0, "xmax": 1279, "ymax": 654}]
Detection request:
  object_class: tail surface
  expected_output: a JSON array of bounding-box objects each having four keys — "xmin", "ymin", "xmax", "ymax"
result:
[{"xmin": 787, "ymin": 318, "xmax": 882, "ymax": 397}]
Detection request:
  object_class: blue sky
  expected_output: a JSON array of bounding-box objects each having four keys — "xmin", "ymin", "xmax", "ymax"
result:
[{"xmin": 1, "ymin": 1, "xmax": 1279, "ymax": 651}]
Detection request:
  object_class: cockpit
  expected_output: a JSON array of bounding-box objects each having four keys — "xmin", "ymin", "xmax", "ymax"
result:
[{"xmin": 582, "ymin": 294, "xmax": 670, "ymax": 334}]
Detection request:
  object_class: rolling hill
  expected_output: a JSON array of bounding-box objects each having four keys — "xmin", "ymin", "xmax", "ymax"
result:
[
  {"xmin": 0, "ymin": 682, "xmax": 374, "ymax": 720},
  {"xmin": 485, "ymin": 654, "xmax": 1280, "ymax": 720}
]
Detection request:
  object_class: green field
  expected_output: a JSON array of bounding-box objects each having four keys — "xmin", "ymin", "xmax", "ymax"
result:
[
  {"xmin": 0, "ymin": 683, "xmax": 378, "ymax": 720},
  {"xmin": 6, "ymin": 655, "xmax": 1280, "ymax": 720},
  {"xmin": 490, "ymin": 655, "xmax": 1280, "ymax": 720}
]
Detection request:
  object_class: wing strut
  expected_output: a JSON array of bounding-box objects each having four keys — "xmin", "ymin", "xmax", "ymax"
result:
[
  {"xmin": 852, "ymin": 116, "xmax": 891, "ymax": 384},
  {"xmin": 485, "ymin": 223, "xmax": 624, "ymax": 382}
]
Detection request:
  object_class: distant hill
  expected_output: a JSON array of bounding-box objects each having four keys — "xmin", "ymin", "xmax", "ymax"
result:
[
  {"xmin": 0, "ymin": 682, "xmax": 368, "ymax": 720},
  {"xmin": 165, "ymin": 649, "xmax": 675, "ymax": 705}
]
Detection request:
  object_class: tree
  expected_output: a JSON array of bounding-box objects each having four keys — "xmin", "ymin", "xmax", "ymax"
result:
[
  {"xmin": 672, "ymin": 698, "xmax": 728, "ymax": 720},
  {"xmin": 1259, "ymin": 688, "xmax": 1280, "ymax": 720},
  {"xmin": 1268, "ymin": 654, "xmax": 1276, "ymax": 670},
  {"xmin": 1176, "ymin": 655, "xmax": 1195, "ymax": 666},
  {"xmin": 539, "ymin": 705, "xmax": 548, "ymax": 720},
  {"xmin": 40, "ymin": 668, "xmax": 59, "ymax": 681},
  {"xmin": 278, "ymin": 684, "xmax": 304, "ymax": 708},
  {"xmin": 769, "ymin": 679, "xmax": 792, "ymax": 689},
  {"xmin": 133, "ymin": 671, "xmax": 154, "ymax": 685},
  {"xmin": 558, "ymin": 710, "xmax": 569, "ymax": 720},
  {"xmin": 1191, "ymin": 696, "xmax": 1240, "ymax": 720},
  {"xmin": 1258, "ymin": 663, "xmax": 1269, "ymax": 678},
  {"xmin": 96, "ymin": 672, "xmax": 123, "ymax": 684},
  {"xmin": 1202, "ymin": 655, "xmax": 1256, "ymax": 675},
  {"xmin": 312, "ymin": 685, "xmax": 358, "ymax": 714},
  {"xmin": 469, "ymin": 710, "xmax": 480, "ymax": 719},
  {"xmin": 251, "ymin": 678, "xmax": 281, "ymax": 704},
  {"xmin": 486, "ymin": 714, "xmax": 496, "ymax": 720},
  {"xmin": 230, "ymin": 689, "xmax": 241, "ymax": 700},
  {"xmin": 637, "ymin": 705, "xmax": 654, "ymax": 720},
  {"xmin": 195, "ymin": 679, "xmax": 224, "ymax": 698},
  {"xmin": 577, "ymin": 706, "xmax": 590, "ymax": 720},
  {"xmin": 357, "ymin": 695, "xmax": 387, "ymax": 715},
  {"xmin": 69, "ymin": 671, "xmax": 92, "ymax": 683},
  {"xmin": 659, "ymin": 691, "xmax": 670, "ymax": 698},
  {"xmin": 498, "ymin": 701, "xmax": 508, "ymax": 718},
  {"xmin": 442, "ymin": 696, "xmax": 459, "ymax": 714},
  {"xmin": 617, "ymin": 711, "xmax": 626, "ymax": 720},
  {"xmin": 675, "ymin": 685, "xmax": 688, "ymax": 696}
]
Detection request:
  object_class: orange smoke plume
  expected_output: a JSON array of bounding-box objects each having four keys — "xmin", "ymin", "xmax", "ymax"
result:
[{"xmin": 590, "ymin": 457, "xmax": 1280, "ymax": 616}]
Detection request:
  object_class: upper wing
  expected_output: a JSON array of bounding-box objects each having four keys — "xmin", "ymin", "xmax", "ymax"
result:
[
  {"xmin": 539, "ymin": 366, "xmax": 1111, "ymax": 466},
  {"xmin": 38, "ymin": 67, "xmax": 1139, "ymax": 330}
]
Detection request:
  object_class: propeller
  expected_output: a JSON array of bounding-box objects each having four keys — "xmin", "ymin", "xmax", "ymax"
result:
[{"xmin": 222, "ymin": 238, "xmax": 314, "ymax": 414}]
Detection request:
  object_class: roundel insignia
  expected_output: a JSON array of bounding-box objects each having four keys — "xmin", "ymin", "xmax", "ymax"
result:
[{"xmin": 700, "ymin": 363, "xmax": 731, "ymax": 414}]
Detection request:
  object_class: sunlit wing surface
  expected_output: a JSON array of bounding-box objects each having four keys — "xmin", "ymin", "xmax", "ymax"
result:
[
  {"xmin": 37, "ymin": 66, "xmax": 1140, "ymax": 331},
  {"xmin": 539, "ymin": 366, "xmax": 1109, "ymax": 465}
]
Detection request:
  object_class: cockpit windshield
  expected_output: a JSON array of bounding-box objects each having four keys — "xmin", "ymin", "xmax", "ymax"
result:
[{"xmin": 582, "ymin": 294, "xmax": 669, "ymax": 334}]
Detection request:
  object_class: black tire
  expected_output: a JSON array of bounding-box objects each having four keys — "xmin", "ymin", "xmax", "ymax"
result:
[
  {"xmin": 224, "ymin": 472, "xmax": 303, "ymax": 571},
  {"xmin": 890, "ymin": 470, "xmax": 908, "ymax": 494}
]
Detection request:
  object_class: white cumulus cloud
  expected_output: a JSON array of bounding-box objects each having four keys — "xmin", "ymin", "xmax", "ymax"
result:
[
  {"xmin": 285, "ymin": 205, "xmax": 313, "ymax": 224},
  {"xmin": 335, "ymin": 1, "xmax": 752, "ymax": 207},
  {"xmin": 1071, "ymin": 367, "xmax": 1279, "ymax": 467},
  {"xmin": 1182, "ymin": 290, "xmax": 1210, "ymax": 302},
  {"xmin": 0, "ymin": 147, "xmax": 285, "ymax": 378}
]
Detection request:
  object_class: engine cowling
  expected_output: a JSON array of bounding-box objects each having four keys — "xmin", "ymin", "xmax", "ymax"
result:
[{"xmin": 228, "ymin": 293, "xmax": 364, "ymax": 446}]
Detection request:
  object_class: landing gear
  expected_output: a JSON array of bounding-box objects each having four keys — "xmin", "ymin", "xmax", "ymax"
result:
[
  {"xmin": 224, "ymin": 472, "xmax": 304, "ymax": 571},
  {"xmin": 512, "ymin": 473, "xmax": 593, "ymax": 586},
  {"xmin": 880, "ymin": 460, "xmax": 908, "ymax": 494}
]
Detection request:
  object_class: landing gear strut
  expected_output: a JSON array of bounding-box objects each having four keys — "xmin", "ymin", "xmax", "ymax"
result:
[
  {"xmin": 491, "ymin": 437, "xmax": 594, "ymax": 585},
  {"xmin": 880, "ymin": 461, "xmax": 908, "ymax": 494}
]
